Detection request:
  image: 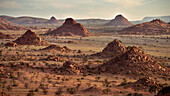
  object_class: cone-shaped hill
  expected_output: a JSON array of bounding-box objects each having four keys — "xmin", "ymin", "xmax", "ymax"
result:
[
  {"xmin": 0, "ymin": 17, "xmax": 26, "ymax": 30},
  {"xmin": 104, "ymin": 14, "xmax": 133, "ymax": 27},
  {"xmin": 95, "ymin": 46, "xmax": 169, "ymax": 77},
  {"xmin": 0, "ymin": 32, "xmax": 13, "ymax": 39},
  {"xmin": 13, "ymin": 30, "xmax": 49, "ymax": 46},
  {"xmin": 120, "ymin": 19, "xmax": 170, "ymax": 35},
  {"xmin": 45, "ymin": 18, "xmax": 93, "ymax": 36},
  {"xmin": 91, "ymin": 39, "xmax": 127, "ymax": 58},
  {"xmin": 46, "ymin": 16, "xmax": 61, "ymax": 24}
]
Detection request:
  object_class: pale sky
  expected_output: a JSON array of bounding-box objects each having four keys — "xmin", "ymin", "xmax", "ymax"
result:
[{"xmin": 0, "ymin": 0, "xmax": 169, "ymax": 20}]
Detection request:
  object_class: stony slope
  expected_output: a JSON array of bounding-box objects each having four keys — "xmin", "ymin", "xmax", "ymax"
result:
[
  {"xmin": 0, "ymin": 17, "xmax": 26, "ymax": 30},
  {"xmin": 120, "ymin": 19, "xmax": 170, "ymax": 35},
  {"xmin": 0, "ymin": 32, "xmax": 13, "ymax": 39}
]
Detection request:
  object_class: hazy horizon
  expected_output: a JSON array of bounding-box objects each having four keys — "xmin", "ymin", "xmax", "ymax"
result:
[{"xmin": 0, "ymin": 0, "xmax": 170, "ymax": 21}]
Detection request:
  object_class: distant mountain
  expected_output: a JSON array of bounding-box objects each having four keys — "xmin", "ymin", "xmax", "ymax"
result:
[
  {"xmin": 142, "ymin": 16, "xmax": 170, "ymax": 22},
  {"xmin": 0, "ymin": 15, "xmax": 170, "ymax": 25},
  {"xmin": 0, "ymin": 17, "xmax": 26, "ymax": 30},
  {"xmin": 0, "ymin": 15, "xmax": 48, "ymax": 24},
  {"xmin": 46, "ymin": 16, "xmax": 61, "ymax": 24},
  {"xmin": 104, "ymin": 14, "xmax": 133, "ymax": 27}
]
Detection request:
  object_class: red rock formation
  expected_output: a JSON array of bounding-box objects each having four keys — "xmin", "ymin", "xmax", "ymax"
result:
[
  {"xmin": 91, "ymin": 39, "xmax": 127, "ymax": 58},
  {"xmin": 57, "ymin": 61, "xmax": 87, "ymax": 75},
  {"xmin": 40, "ymin": 44, "xmax": 71, "ymax": 52},
  {"xmin": 120, "ymin": 19, "xmax": 170, "ymax": 35},
  {"xmin": 14, "ymin": 30, "xmax": 49, "ymax": 46},
  {"xmin": 0, "ymin": 17, "xmax": 26, "ymax": 30},
  {"xmin": 46, "ymin": 16, "xmax": 61, "ymax": 24},
  {"xmin": 104, "ymin": 14, "xmax": 133, "ymax": 27},
  {"xmin": 0, "ymin": 32, "xmax": 13, "ymax": 39},
  {"xmin": 45, "ymin": 18, "xmax": 92, "ymax": 36},
  {"xmin": 95, "ymin": 46, "xmax": 169, "ymax": 77},
  {"xmin": 120, "ymin": 77, "xmax": 162, "ymax": 91}
]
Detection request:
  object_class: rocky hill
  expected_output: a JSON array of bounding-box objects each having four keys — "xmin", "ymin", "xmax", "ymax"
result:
[
  {"xmin": 91, "ymin": 39, "xmax": 127, "ymax": 58},
  {"xmin": 45, "ymin": 18, "xmax": 93, "ymax": 36},
  {"xmin": 13, "ymin": 30, "xmax": 49, "ymax": 46},
  {"xmin": 46, "ymin": 16, "xmax": 61, "ymax": 24},
  {"xmin": 0, "ymin": 32, "xmax": 13, "ymax": 39},
  {"xmin": 56, "ymin": 61, "xmax": 87, "ymax": 75},
  {"xmin": 40, "ymin": 44, "xmax": 71, "ymax": 52},
  {"xmin": 95, "ymin": 46, "xmax": 169, "ymax": 78},
  {"xmin": 0, "ymin": 17, "xmax": 26, "ymax": 30},
  {"xmin": 120, "ymin": 19, "xmax": 170, "ymax": 35},
  {"xmin": 104, "ymin": 14, "xmax": 133, "ymax": 27}
]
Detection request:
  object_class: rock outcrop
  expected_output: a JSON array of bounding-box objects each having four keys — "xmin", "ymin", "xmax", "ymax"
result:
[
  {"xmin": 0, "ymin": 17, "xmax": 26, "ymax": 30},
  {"xmin": 40, "ymin": 44, "xmax": 71, "ymax": 52},
  {"xmin": 157, "ymin": 87, "xmax": 170, "ymax": 96},
  {"xmin": 91, "ymin": 39, "xmax": 127, "ymax": 58},
  {"xmin": 119, "ymin": 77, "xmax": 163, "ymax": 91},
  {"xmin": 57, "ymin": 61, "xmax": 87, "ymax": 75},
  {"xmin": 45, "ymin": 18, "xmax": 92, "ymax": 36},
  {"xmin": 46, "ymin": 16, "xmax": 61, "ymax": 24},
  {"xmin": 5, "ymin": 42, "xmax": 17, "ymax": 47},
  {"xmin": 0, "ymin": 32, "xmax": 13, "ymax": 39},
  {"xmin": 95, "ymin": 46, "xmax": 169, "ymax": 77},
  {"xmin": 83, "ymin": 86, "xmax": 102, "ymax": 93},
  {"xmin": 104, "ymin": 14, "xmax": 133, "ymax": 27},
  {"xmin": 120, "ymin": 19, "xmax": 170, "ymax": 35},
  {"xmin": 41, "ymin": 55, "xmax": 65, "ymax": 62},
  {"xmin": 13, "ymin": 30, "xmax": 49, "ymax": 46}
]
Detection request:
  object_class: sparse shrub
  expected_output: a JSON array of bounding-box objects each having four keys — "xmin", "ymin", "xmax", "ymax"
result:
[
  {"xmin": 102, "ymin": 88, "xmax": 111, "ymax": 94},
  {"xmin": 7, "ymin": 85, "xmax": 12, "ymax": 91},
  {"xmin": 57, "ymin": 77, "xmax": 60, "ymax": 80},
  {"xmin": 76, "ymin": 83, "xmax": 81, "ymax": 89},
  {"xmin": 127, "ymin": 93, "xmax": 143, "ymax": 96},
  {"xmin": 77, "ymin": 50, "xmax": 81, "ymax": 53},
  {"xmin": 67, "ymin": 87, "xmax": 76, "ymax": 94},
  {"xmin": 55, "ymin": 88, "xmax": 63, "ymax": 96},
  {"xmin": 35, "ymin": 88, "xmax": 39, "ymax": 92},
  {"xmin": 27, "ymin": 90, "xmax": 34, "ymax": 96},
  {"xmin": 149, "ymin": 85, "xmax": 157, "ymax": 93},
  {"xmin": 77, "ymin": 78, "xmax": 80, "ymax": 82},
  {"xmin": 95, "ymin": 76, "xmax": 101, "ymax": 81},
  {"xmin": 43, "ymin": 88, "xmax": 48, "ymax": 95},
  {"xmin": 126, "ymin": 46, "xmax": 131, "ymax": 50},
  {"xmin": 65, "ymin": 78, "xmax": 69, "ymax": 81},
  {"xmin": 10, "ymin": 73, "xmax": 16, "ymax": 78},
  {"xmin": 25, "ymin": 83, "xmax": 29, "ymax": 88}
]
